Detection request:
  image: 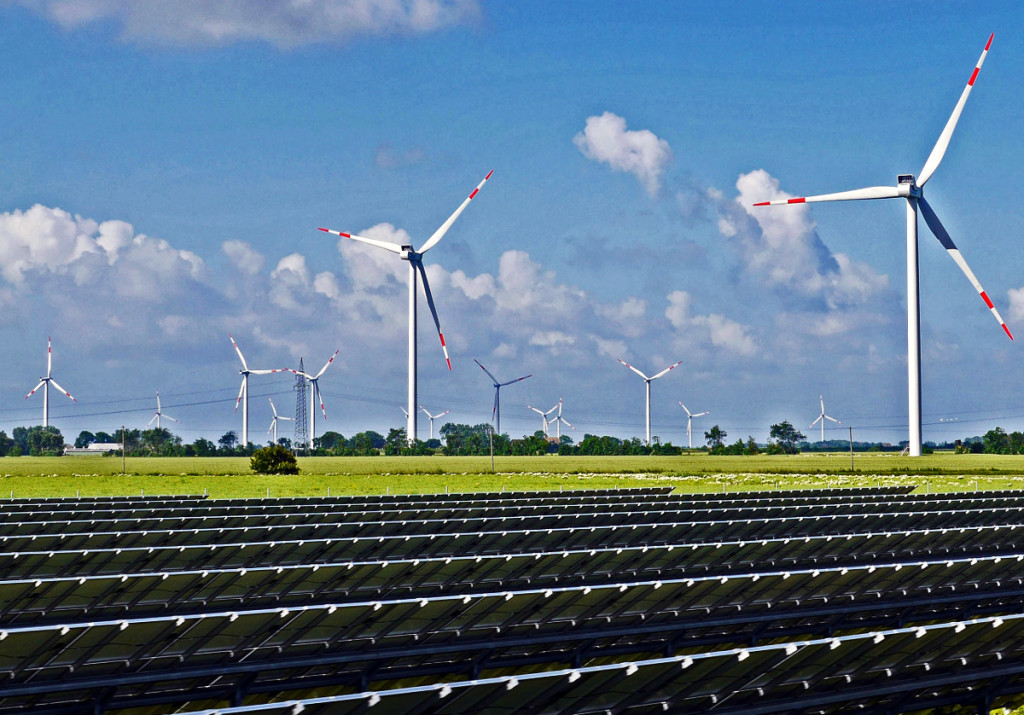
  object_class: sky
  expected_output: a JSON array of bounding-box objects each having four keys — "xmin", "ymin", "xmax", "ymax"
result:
[{"xmin": 1, "ymin": 0, "xmax": 1023, "ymax": 448}]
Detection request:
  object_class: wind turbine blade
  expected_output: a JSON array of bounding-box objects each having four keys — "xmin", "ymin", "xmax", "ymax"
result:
[
  {"xmin": 234, "ymin": 379, "xmax": 245, "ymax": 412},
  {"xmin": 269, "ymin": 398, "xmax": 279, "ymax": 418},
  {"xmin": 163, "ymin": 414, "xmax": 181, "ymax": 424},
  {"xmin": 400, "ymin": 406, "xmax": 409, "ymax": 417},
  {"xmin": 249, "ymin": 368, "xmax": 291, "ymax": 375},
  {"xmin": 228, "ymin": 334, "xmax": 249, "ymax": 371},
  {"xmin": 419, "ymin": 170, "xmax": 493, "ymax": 254},
  {"xmin": 438, "ymin": 410, "xmax": 451, "ymax": 418},
  {"xmin": 492, "ymin": 391, "xmax": 499, "ymax": 421},
  {"xmin": 617, "ymin": 358, "xmax": 650, "ymax": 380},
  {"xmin": 918, "ymin": 34, "xmax": 993, "ymax": 187},
  {"xmin": 825, "ymin": 415, "xmax": 841, "ymax": 424},
  {"xmin": 48, "ymin": 379, "xmax": 77, "ymax": 402},
  {"xmin": 318, "ymin": 228, "xmax": 403, "ymax": 254},
  {"xmin": 753, "ymin": 186, "xmax": 900, "ymax": 206},
  {"xmin": 314, "ymin": 350, "xmax": 340, "ymax": 379},
  {"xmin": 280, "ymin": 416, "xmax": 293, "ymax": 422},
  {"xmin": 46, "ymin": 337, "xmax": 53, "ymax": 377},
  {"xmin": 810, "ymin": 415, "xmax": 823, "ymax": 428},
  {"xmin": 316, "ymin": 383, "xmax": 328, "ymax": 419},
  {"xmin": 820, "ymin": 395, "xmax": 825, "ymax": 413},
  {"xmin": 25, "ymin": 380, "xmax": 45, "ymax": 399},
  {"xmin": 527, "ymin": 406, "xmax": 543, "ymax": 415},
  {"xmin": 499, "ymin": 375, "xmax": 532, "ymax": 387},
  {"xmin": 694, "ymin": 411, "xmax": 710, "ymax": 418},
  {"xmin": 267, "ymin": 419, "xmax": 275, "ymax": 434},
  {"xmin": 288, "ymin": 369, "xmax": 314, "ymax": 379},
  {"xmin": 678, "ymin": 402, "xmax": 692, "ymax": 417},
  {"xmin": 156, "ymin": 391, "xmax": 163, "ymax": 412},
  {"xmin": 561, "ymin": 418, "xmax": 574, "ymax": 430},
  {"xmin": 474, "ymin": 359, "xmax": 499, "ymax": 385},
  {"xmin": 147, "ymin": 414, "xmax": 158, "ymax": 427},
  {"xmin": 919, "ymin": 196, "xmax": 1013, "ymax": 339},
  {"xmin": 414, "ymin": 260, "xmax": 451, "ymax": 370},
  {"xmin": 651, "ymin": 360, "xmax": 683, "ymax": 380}
]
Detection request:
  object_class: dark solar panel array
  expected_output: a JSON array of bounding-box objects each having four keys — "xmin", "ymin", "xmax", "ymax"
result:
[{"xmin": 4, "ymin": 486, "xmax": 1024, "ymax": 714}]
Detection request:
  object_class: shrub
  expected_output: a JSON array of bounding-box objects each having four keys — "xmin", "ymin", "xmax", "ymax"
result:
[{"xmin": 250, "ymin": 445, "xmax": 299, "ymax": 475}]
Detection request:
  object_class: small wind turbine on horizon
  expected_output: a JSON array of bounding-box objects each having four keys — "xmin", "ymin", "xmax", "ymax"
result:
[
  {"xmin": 267, "ymin": 398, "xmax": 293, "ymax": 445},
  {"xmin": 753, "ymin": 34, "xmax": 1012, "ymax": 457},
  {"xmin": 809, "ymin": 394, "xmax": 841, "ymax": 444},
  {"xmin": 419, "ymin": 406, "xmax": 451, "ymax": 441},
  {"xmin": 230, "ymin": 334, "xmax": 290, "ymax": 447},
  {"xmin": 290, "ymin": 350, "xmax": 340, "ymax": 449},
  {"xmin": 527, "ymin": 402, "xmax": 558, "ymax": 436},
  {"xmin": 25, "ymin": 337, "xmax": 77, "ymax": 428},
  {"xmin": 147, "ymin": 391, "xmax": 180, "ymax": 429},
  {"xmin": 319, "ymin": 171, "xmax": 493, "ymax": 444},
  {"xmin": 474, "ymin": 359, "xmax": 531, "ymax": 436},
  {"xmin": 678, "ymin": 402, "xmax": 709, "ymax": 450},
  {"xmin": 617, "ymin": 357, "xmax": 682, "ymax": 446},
  {"xmin": 549, "ymin": 397, "xmax": 574, "ymax": 440}
]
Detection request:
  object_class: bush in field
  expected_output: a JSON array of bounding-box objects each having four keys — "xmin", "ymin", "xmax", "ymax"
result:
[{"xmin": 250, "ymin": 445, "xmax": 299, "ymax": 475}]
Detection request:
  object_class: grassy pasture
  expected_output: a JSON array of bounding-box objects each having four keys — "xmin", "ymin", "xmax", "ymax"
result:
[{"xmin": 1, "ymin": 452, "xmax": 1024, "ymax": 498}]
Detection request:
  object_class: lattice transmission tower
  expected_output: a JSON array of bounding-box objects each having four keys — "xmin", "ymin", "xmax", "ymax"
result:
[{"xmin": 294, "ymin": 357, "xmax": 308, "ymax": 451}]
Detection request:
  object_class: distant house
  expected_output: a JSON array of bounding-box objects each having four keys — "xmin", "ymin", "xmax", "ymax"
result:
[{"xmin": 64, "ymin": 442, "xmax": 121, "ymax": 455}]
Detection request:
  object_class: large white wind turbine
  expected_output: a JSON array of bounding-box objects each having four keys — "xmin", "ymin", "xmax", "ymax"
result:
[
  {"xmin": 147, "ymin": 391, "xmax": 180, "ymax": 429},
  {"xmin": 290, "ymin": 350, "xmax": 339, "ymax": 449},
  {"xmin": 754, "ymin": 34, "xmax": 1012, "ymax": 456},
  {"xmin": 320, "ymin": 171, "xmax": 493, "ymax": 444},
  {"xmin": 809, "ymin": 394, "xmax": 841, "ymax": 444},
  {"xmin": 678, "ymin": 402, "xmax": 709, "ymax": 450},
  {"xmin": 549, "ymin": 397, "xmax": 574, "ymax": 440},
  {"xmin": 419, "ymin": 406, "xmax": 451, "ymax": 441},
  {"xmin": 25, "ymin": 337, "xmax": 77, "ymax": 428},
  {"xmin": 229, "ymin": 334, "xmax": 290, "ymax": 448},
  {"xmin": 474, "ymin": 359, "xmax": 531, "ymax": 436},
  {"xmin": 526, "ymin": 403, "xmax": 557, "ymax": 436},
  {"xmin": 617, "ymin": 358, "xmax": 682, "ymax": 446},
  {"xmin": 267, "ymin": 398, "xmax": 293, "ymax": 445}
]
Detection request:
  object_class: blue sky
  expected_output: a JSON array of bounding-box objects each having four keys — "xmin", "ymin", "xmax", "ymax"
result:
[{"xmin": 1, "ymin": 0, "xmax": 1023, "ymax": 447}]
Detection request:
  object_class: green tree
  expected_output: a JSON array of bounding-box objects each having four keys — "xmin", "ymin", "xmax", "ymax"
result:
[
  {"xmin": 769, "ymin": 421, "xmax": 805, "ymax": 454},
  {"xmin": 27, "ymin": 426, "xmax": 64, "ymax": 455},
  {"xmin": 250, "ymin": 445, "xmax": 299, "ymax": 475},
  {"xmin": 384, "ymin": 428, "xmax": 407, "ymax": 455},
  {"xmin": 74, "ymin": 431, "xmax": 96, "ymax": 448},
  {"xmin": 704, "ymin": 425, "xmax": 727, "ymax": 450},
  {"xmin": 983, "ymin": 427, "xmax": 1011, "ymax": 454},
  {"xmin": 191, "ymin": 438, "xmax": 217, "ymax": 456},
  {"xmin": 218, "ymin": 431, "xmax": 238, "ymax": 453},
  {"xmin": 0, "ymin": 431, "xmax": 13, "ymax": 457}
]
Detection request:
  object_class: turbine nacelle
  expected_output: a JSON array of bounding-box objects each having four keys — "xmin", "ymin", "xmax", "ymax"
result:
[{"xmin": 897, "ymin": 175, "xmax": 921, "ymax": 198}]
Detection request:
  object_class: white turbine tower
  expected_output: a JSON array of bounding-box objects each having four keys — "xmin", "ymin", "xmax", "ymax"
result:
[
  {"xmin": 229, "ymin": 334, "xmax": 290, "ymax": 448},
  {"xmin": 267, "ymin": 398, "xmax": 293, "ymax": 445},
  {"xmin": 290, "ymin": 350, "xmax": 339, "ymax": 449},
  {"xmin": 474, "ymin": 359, "xmax": 531, "ymax": 436},
  {"xmin": 320, "ymin": 171, "xmax": 493, "ymax": 444},
  {"xmin": 809, "ymin": 394, "xmax": 841, "ymax": 445},
  {"xmin": 147, "ymin": 391, "xmax": 180, "ymax": 429},
  {"xmin": 617, "ymin": 358, "xmax": 683, "ymax": 446},
  {"xmin": 419, "ymin": 406, "xmax": 451, "ymax": 441},
  {"xmin": 25, "ymin": 337, "xmax": 77, "ymax": 428},
  {"xmin": 549, "ymin": 397, "xmax": 574, "ymax": 440},
  {"xmin": 678, "ymin": 402, "xmax": 709, "ymax": 450},
  {"xmin": 754, "ymin": 34, "xmax": 1011, "ymax": 456},
  {"xmin": 526, "ymin": 403, "xmax": 557, "ymax": 436}
]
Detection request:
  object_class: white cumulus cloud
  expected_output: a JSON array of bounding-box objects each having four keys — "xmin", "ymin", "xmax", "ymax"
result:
[
  {"xmin": 665, "ymin": 290, "xmax": 757, "ymax": 357},
  {"xmin": 16, "ymin": 0, "xmax": 481, "ymax": 47},
  {"xmin": 574, "ymin": 112, "xmax": 673, "ymax": 196}
]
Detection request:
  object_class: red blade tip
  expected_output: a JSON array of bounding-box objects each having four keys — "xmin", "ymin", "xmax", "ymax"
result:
[
  {"xmin": 986, "ymin": 33, "xmax": 994, "ymax": 51},
  {"xmin": 317, "ymin": 227, "xmax": 329, "ymax": 232},
  {"xmin": 753, "ymin": 202, "xmax": 770, "ymax": 207}
]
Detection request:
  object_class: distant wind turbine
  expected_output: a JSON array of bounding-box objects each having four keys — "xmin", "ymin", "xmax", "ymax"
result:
[
  {"xmin": 753, "ymin": 34, "xmax": 1011, "ymax": 456},
  {"xmin": 419, "ymin": 406, "xmax": 451, "ymax": 441},
  {"xmin": 147, "ymin": 391, "xmax": 180, "ymax": 429},
  {"xmin": 474, "ymin": 359, "xmax": 531, "ymax": 436},
  {"xmin": 25, "ymin": 337, "xmax": 77, "ymax": 428},
  {"xmin": 810, "ymin": 394, "xmax": 841, "ymax": 444},
  {"xmin": 549, "ymin": 397, "xmax": 574, "ymax": 440},
  {"xmin": 678, "ymin": 402, "xmax": 709, "ymax": 450},
  {"xmin": 229, "ymin": 334, "xmax": 290, "ymax": 447},
  {"xmin": 320, "ymin": 171, "xmax": 493, "ymax": 444},
  {"xmin": 527, "ymin": 403, "xmax": 557, "ymax": 436},
  {"xmin": 267, "ymin": 398, "xmax": 293, "ymax": 445},
  {"xmin": 617, "ymin": 357, "xmax": 682, "ymax": 446},
  {"xmin": 290, "ymin": 350, "xmax": 339, "ymax": 449}
]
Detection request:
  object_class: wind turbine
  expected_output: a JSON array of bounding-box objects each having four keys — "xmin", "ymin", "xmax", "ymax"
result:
[
  {"xmin": 229, "ymin": 334, "xmax": 290, "ymax": 447},
  {"xmin": 267, "ymin": 398, "xmax": 293, "ymax": 445},
  {"xmin": 419, "ymin": 406, "xmax": 451, "ymax": 441},
  {"xmin": 753, "ymin": 34, "xmax": 1011, "ymax": 456},
  {"xmin": 319, "ymin": 171, "xmax": 493, "ymax": 444},
  {"xmin": 147, "ymin": 391, "xmax": 180, "ymax": 429},
  {"xmin": 678, "ymin": 402, "xmax": 709, "ymax": 450},
  {"xmin": 474, "ymin": 359, "xmax": 531, "ymax": 435},
  {"xmin": 25, "ymin": 337, "xmax": 77, "ymax": 427},
  {"xmin": 617, "ymin": 358, "xmax": 683, "ymax": 446},
  {"xmin": 290, "ymin": 350, "xmax": 339, "ymax": 449},
  {"xmin": 809, "ymin": 394, "xmax": 841, "ymax": 444},
  {"xmin": 549, "ymin": 397, "xmax": 574, "ymax": 440},
  {"xmin": 526, "ymin": 403, "xmax": 557, "ymax": 436}
]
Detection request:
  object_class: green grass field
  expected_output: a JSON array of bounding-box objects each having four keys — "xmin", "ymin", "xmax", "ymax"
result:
[{"xmin": 2, "ymin": 452, "xmax": 1024, "ymax": 498}]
